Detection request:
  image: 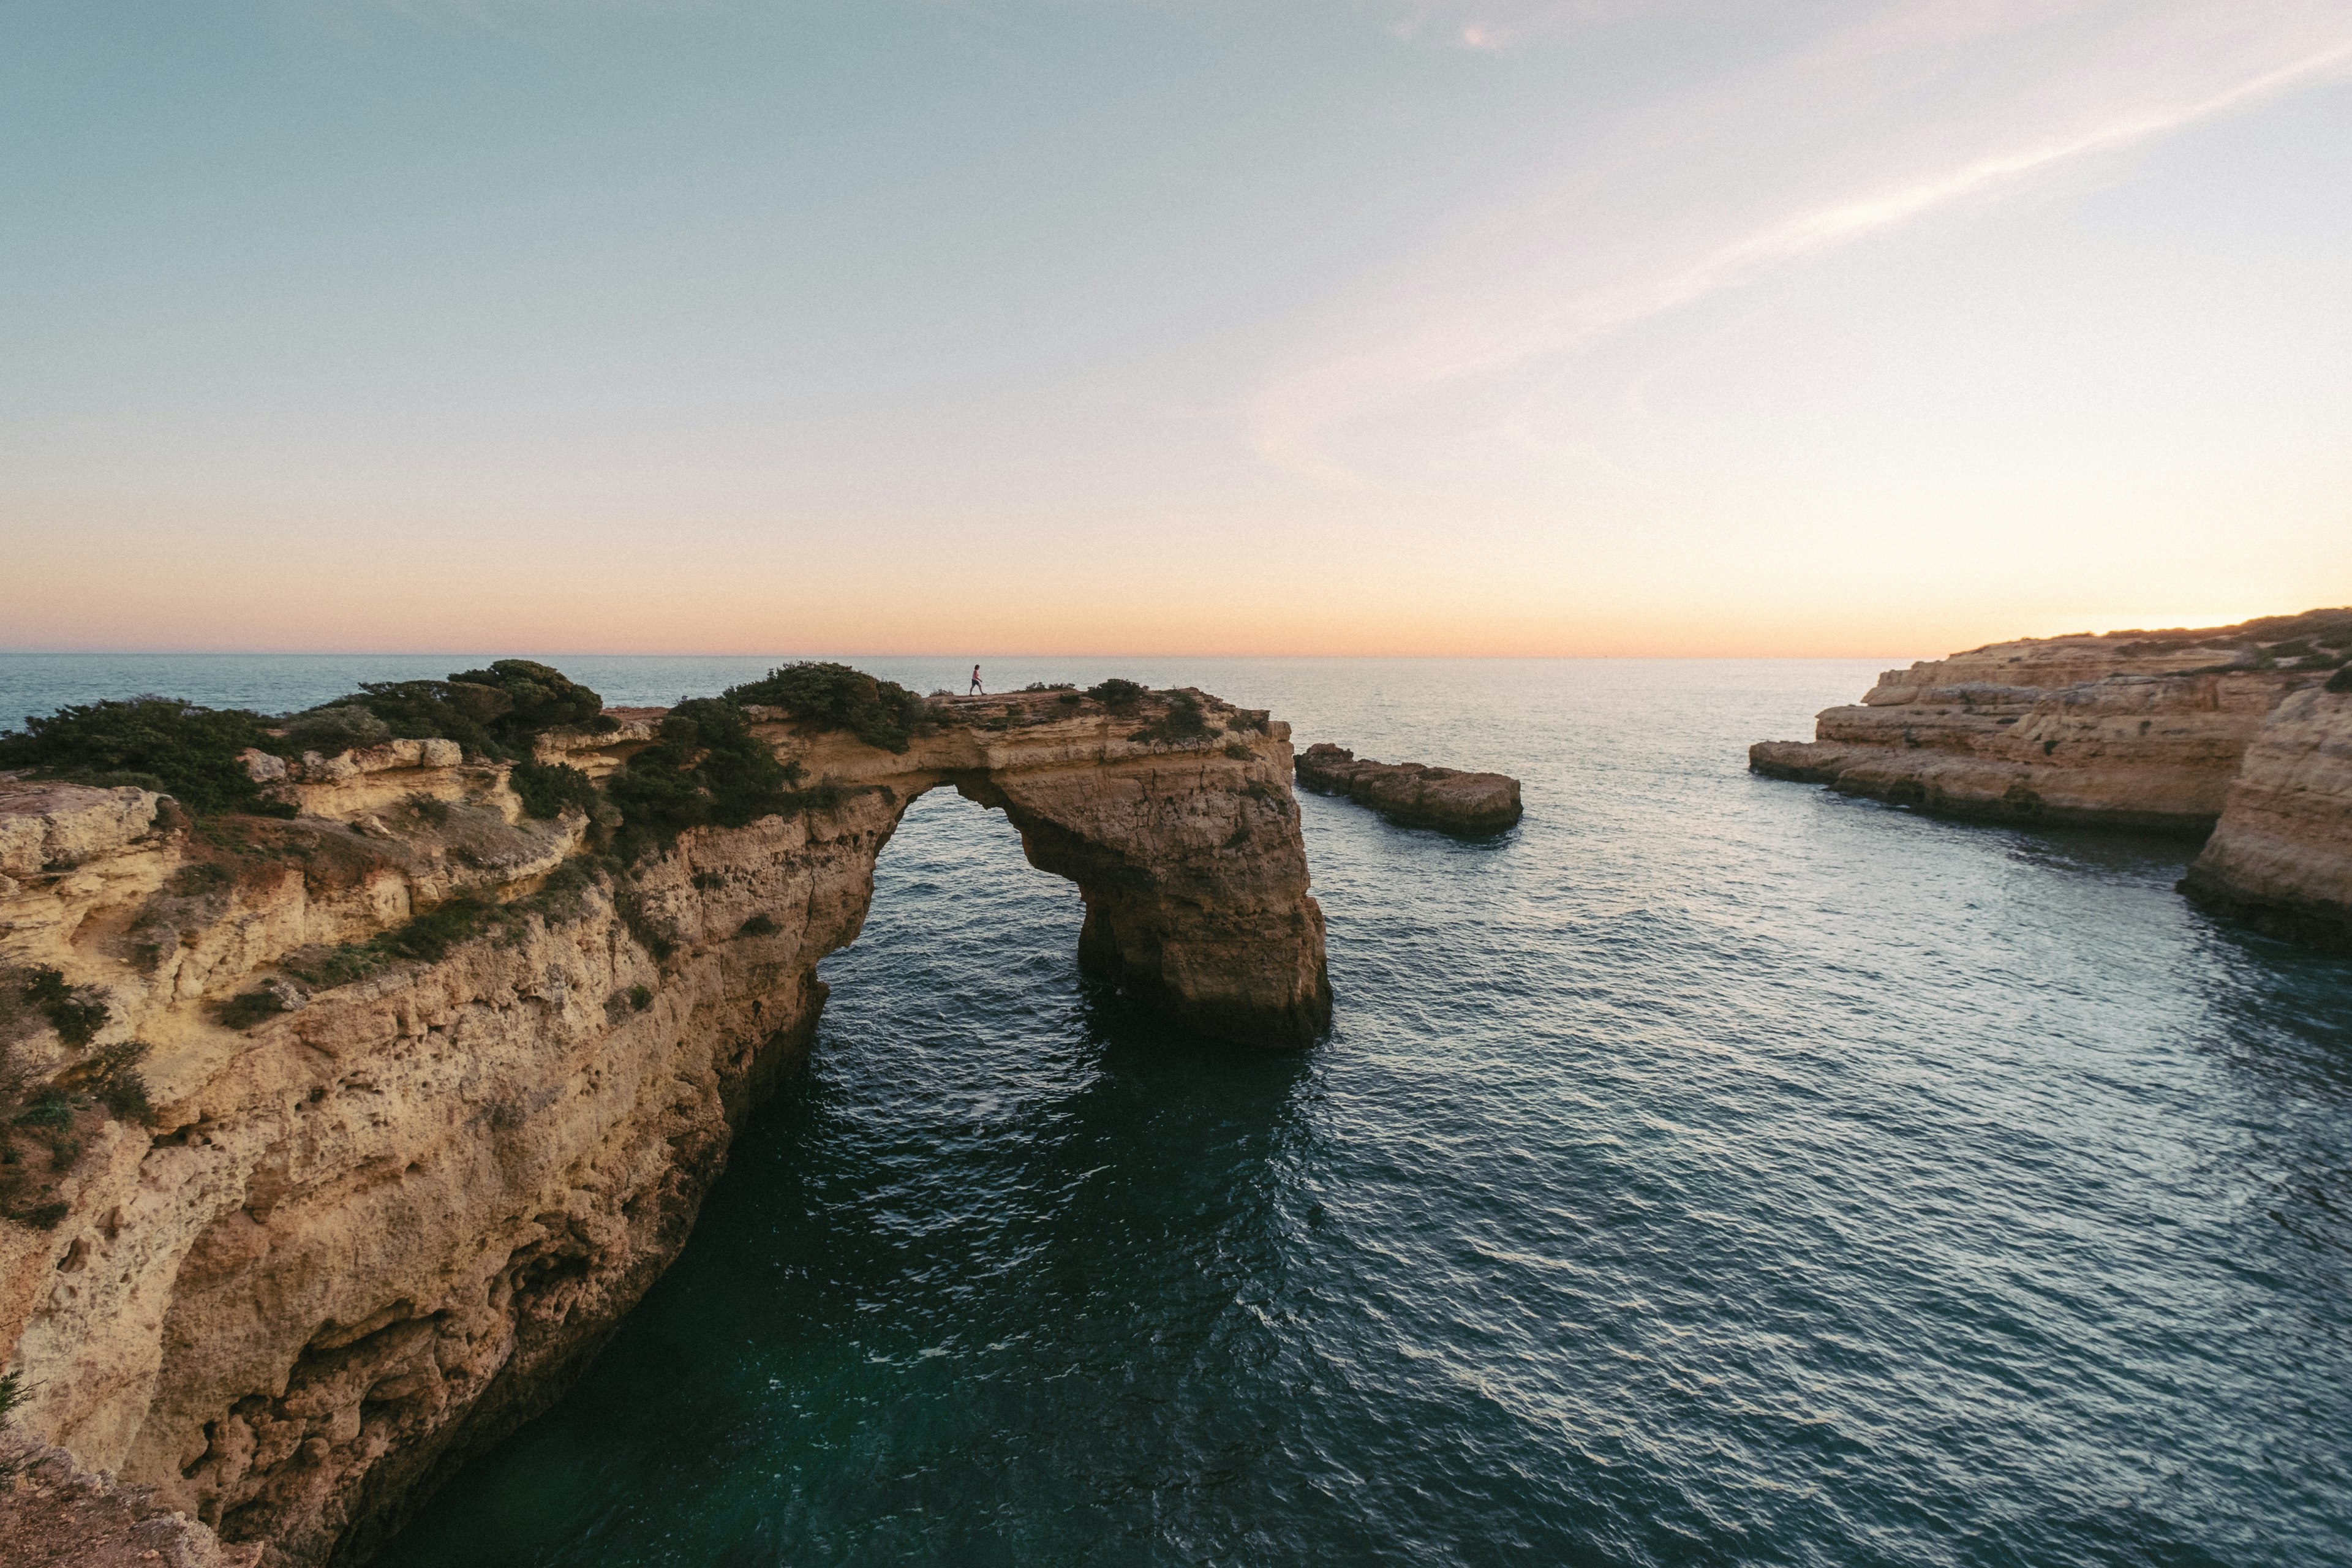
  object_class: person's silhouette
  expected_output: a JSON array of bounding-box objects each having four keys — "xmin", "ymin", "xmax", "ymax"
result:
[{"xmin": 968, "ymin": 665, "xmax": 984, "ymax": 695}]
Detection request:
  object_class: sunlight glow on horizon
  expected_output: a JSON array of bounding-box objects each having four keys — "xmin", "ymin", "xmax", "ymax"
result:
[{"xmin": 2, "ymin": 1, "xmax": 2346, "ymax": 657}]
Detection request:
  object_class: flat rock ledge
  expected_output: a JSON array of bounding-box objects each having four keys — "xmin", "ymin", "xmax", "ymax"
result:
[{"xmin": 1294, "ymin": 744, "xmax": 1522, "ymax": 835}]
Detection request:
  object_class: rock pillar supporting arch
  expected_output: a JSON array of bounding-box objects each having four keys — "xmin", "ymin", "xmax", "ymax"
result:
[{"xmin": 947, "ymin": 745, "xmax": 1332, "ymax": 1046}]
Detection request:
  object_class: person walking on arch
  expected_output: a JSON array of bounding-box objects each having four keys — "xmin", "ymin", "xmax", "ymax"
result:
[{"xmin": 968, "ymin": 664, "xmax": 984, "ymax": 696}]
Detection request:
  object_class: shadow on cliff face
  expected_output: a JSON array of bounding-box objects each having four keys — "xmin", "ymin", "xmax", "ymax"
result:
[{"xmin": 374, "ymin": 788, "xmax": 1322, "ymax": 1568}]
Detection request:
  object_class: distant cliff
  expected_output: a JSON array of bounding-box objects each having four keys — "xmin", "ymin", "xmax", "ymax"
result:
[
  {"xmin": 0, "ymin": 680, "xmax": 1328, "ymax": 1566},
  {"xmin": 1750, "ymin": 608, "xmax": 2352, "ymax": 953}
]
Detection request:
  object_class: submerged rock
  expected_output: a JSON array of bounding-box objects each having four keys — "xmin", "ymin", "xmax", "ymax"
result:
[{"xmin": 1294, "ymin": 743, "xmax": 1522, "ymax": 834}]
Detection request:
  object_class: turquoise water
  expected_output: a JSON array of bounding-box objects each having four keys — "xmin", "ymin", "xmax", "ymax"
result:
[{"xmin": 6, "ymin": 655, "xmax": 2348, "ymax": 1567}]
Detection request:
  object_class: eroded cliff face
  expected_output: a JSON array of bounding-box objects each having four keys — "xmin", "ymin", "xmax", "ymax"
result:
[
  {"xmin": 0, "ymin": 688, "xmax": 1326, "ymax": 1566},
  {"xmin": 1747, "ymin": 611, "xmax": 2352, "ymax": 956},
  {"xmin": 1749, "ymin": 624, "xmax": 2335, "ymax": 833},
  {"xmin": 2179, "ymin": 688, "xmax": 2352, "ymax": 954}
]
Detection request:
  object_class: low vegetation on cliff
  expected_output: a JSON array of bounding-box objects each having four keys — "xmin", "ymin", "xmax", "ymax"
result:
[
  {"xmin": 723, "ymin": 662, "xmax": 930, "ymax": 752},
  {"xmin": 0, "ymin": 967, "xmax": 153, "ymax": 1229},
  {"xmin": 279, "ymin": 659, "xmax": 615, "ymax": 761},
  {"xmin": 2056, "ymin": 607, "xmax": 2352, "ymax": 673},
  {"xmin": 0, "ymin": 699, "xmax": 295, "ymax": 818}
]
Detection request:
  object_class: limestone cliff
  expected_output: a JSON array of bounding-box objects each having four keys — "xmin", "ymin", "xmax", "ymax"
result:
[
  {"xmin": 1749, "ymin": 611, "xmax": 2349, "ymax": 834},
  {"xmin": 1749, "ymin": 609, "xmax": 2352, "ymax": 956},
  {"xmin": 0, "ymin": 685, "xmax": 1327, "ymax": 1566},
  {"xmin": 2178, "ymin": 686, "xmax": 2352, "ymax": 954}
]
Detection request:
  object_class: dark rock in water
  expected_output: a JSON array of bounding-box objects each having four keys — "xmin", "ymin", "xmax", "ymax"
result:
[{"xmin": 1295, "ymin": 743, "xmax": 1521, "ymax": 834}]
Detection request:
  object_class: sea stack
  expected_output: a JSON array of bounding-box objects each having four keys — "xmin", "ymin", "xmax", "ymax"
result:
[{"xmin": 1294, "ymin": 744, "xmax": 1523, "ymax": 835}]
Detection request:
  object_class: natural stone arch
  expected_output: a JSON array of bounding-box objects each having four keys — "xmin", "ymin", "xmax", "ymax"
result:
[
  {"xmin": 745, "ymin": 686, "xmax": 1333, "ymax": 1049},
  {"xmin": 0, "ymin": 685, "xmax": 1328, "ymax": 1568}
]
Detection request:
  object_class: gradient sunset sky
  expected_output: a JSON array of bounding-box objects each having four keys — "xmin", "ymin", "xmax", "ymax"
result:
[{"xmin": 4, "ymin": 1, "xmax": 2348, "ymax": 658}]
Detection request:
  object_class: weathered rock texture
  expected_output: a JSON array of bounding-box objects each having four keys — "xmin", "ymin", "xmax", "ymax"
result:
[
  {"xmin": 1750, "ymin": 609, "xmax": 2352, "ymax": 953},
  {"xmin": 0, "ymin": 687, "xmax": 1326, "ymax": 1567},
  {"xmin": 0, "ymin": 1434, "xmax": 263, "ymax": 1567},
  {"xmin": 1294, "ymin": 744, "xmax": 1523, "ymax": 835},
  {"xmin": 2178, "ymin": 687, "xmax": 2352, "ymax": 954},
  {"xmin": 1750, "ymin": 612, "xmax": 2351, "ymax": 834}
]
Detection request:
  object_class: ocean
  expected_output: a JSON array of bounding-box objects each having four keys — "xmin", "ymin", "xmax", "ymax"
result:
[{"xmin": 5, "ymin": 653, "xmax": 2348, "ymax": 1567}]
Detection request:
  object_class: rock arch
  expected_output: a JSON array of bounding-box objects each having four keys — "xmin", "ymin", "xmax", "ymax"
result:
[{"xmin": 0, "ymin": 684, "xmax": 1330, "ymax": 1567}]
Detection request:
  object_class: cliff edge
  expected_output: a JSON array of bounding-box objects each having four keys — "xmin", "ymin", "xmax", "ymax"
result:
[
  {"xmin": 0, "ymin": 676, "xmax": 1328, "ymax": 1566},
  {"xmin": 1749, "ymin": 608, "xmax": 2352, "ymax": 953}
]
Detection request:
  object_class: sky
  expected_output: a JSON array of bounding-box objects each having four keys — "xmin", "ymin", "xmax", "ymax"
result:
[{"xmin": 2, "ymin": 0, "xmax": 2348, "ymax": 658}]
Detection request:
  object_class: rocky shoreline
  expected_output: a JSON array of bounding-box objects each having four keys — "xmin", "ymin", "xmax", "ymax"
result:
[
  {"xmin": 1294, "ymin": 744, "xmax": 1522, "ymax": 835},
  {"xmin": 1751, "ymin": 609, "xmax": 2352, "ymax": 954},
  {"xmin": 0, "ymin": 679, "xmax": 1329, "ymax": 1566}
]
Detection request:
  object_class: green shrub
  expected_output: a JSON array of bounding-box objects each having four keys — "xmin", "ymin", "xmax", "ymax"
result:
[
  {"xmin": 1132, "ymin": 693, "xmax": 1210, "ymax": 745},
  {"xmin": 1057, "ymin": 692, "xmax": 1083, "ymax": 706},
  {"xmin": 1224, "ymin": 740, "xmax": 1253, "ymax": 760},
  {"xmin": 615, "ymin": 892, "xmax": 677, "ymax": 962},
  {"xmin": 444, "ymin": 660, "xmax": 608, "ymax": 743},
  {"xmin": 0, "ymin": 698, "xmax": 293, "ymax": 817},
  {"xmin": 628, "ymin": 984, "xmax": 654, "ymax": 1011},
  {"xmin": 785, "ymin": 780, "xmax": 851, "ymax": 814},
  {"xmin": 1021, "ymin": 682, "xmax": 1077, "ymax": 692},
  {"xmin": 384, "ymin": 898, "xmax": 495, "ymax": 962},
  {"xmin": 330, "ymin": 680, "xmax": 500, "ymax": 758},
  {"xmin": 606, "ymin": 698, "xmax": 803, "ymax": 860},
  {"xmin": 85, "ymin": 1042, "xmax": 151, "ymax": 1123},
  {"xmin": 0, "ymin": 1369, "xmax": 24, "ymax": 1421},
  {"xmin": 723, "ymin": 663, "xmax": 927, "ymax": 752},
  {"xmin": 11, "ymin": 1091, "xmax": 70, "ymax": 1129},
  {"xmin": 216, "ymin": 991, "xmax": 288, "ymax": 1030},
  {"xmin": 291, "ymin": 897, "xmax": 499, "ymax": 988},
  {"xmin": 739, "ymin": 913, "xmax": 779, "ymax": 937},
  {"xmin": 15, "ymin": 1203, "xmax": 67, "ymax": 1231},
  {"xmin": 1087, "ymin": 679, "xmax": 1145, "ymax": 712},
  {"xmin": 21, "ymin": 970, "xmax": 107, "ymax": 1048},
  {"xmin": 2329, "ymin": 666, "xmax": 2352, "ymax": 695},
  {"xmin": 282, "ymin": 661, "xmax": 609, "ymax": 763},
  {"xmin": 281, "ymin": 703, "xmax": 391, "ymax": 756},
  {"xmin": 509, "ymin": 760, "xmax": 600, "ymax": 821}
]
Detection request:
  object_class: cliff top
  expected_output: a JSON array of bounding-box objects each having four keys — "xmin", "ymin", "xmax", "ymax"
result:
[{"xmin": 1952, "ymin": 605, "xmax": 2352, "ymax": 663}]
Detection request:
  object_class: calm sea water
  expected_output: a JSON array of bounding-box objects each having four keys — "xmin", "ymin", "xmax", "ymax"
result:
[{"xmin": 6, "ymin": 654, "xmax": 2349, "ymax": 1568}]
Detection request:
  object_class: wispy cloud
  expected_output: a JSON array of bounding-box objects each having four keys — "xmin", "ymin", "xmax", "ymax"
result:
[
  {"xmin": 1374, "ymin": 0, "xmax": 1668, "ymax": 51},
  {"xmin": 1256, "ymin": 1, "xmax": 2352, "ymax": 481}
]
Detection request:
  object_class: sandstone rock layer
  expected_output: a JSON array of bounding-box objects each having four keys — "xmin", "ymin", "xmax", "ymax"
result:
[
  {"xmin": 0, "ymin": 687, "xmax": 1327, "ymax": 1566},
  {"xmin": 1749, "ymin": 609, "xmax": 2352, "ymax": 955},
  {"xmin": 1749, "ymin": 614, "xmax": 2350, "ymax": 835},
  {"xmin": 2178, "ymin": 687, "xmax": 2352, "ymax": 954}
]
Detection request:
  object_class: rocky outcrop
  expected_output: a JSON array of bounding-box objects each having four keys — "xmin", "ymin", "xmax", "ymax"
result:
[
  {"xmin": 1293, "ymin": 744, "xmax": 1522, "ymax": 835},
  {"xmin": 0, "ymin": 685, "xmax": 1327, "ymax": 1566},
  {"xmin": 2178, "ymin": 686, "xmax": 2352, "ymax": 953},
  {"xmin": 1, "ymin": 1434, "xmax": 263, "ymax": 1567},
  {"xmin": 1749, "ymin": 611, "xmax": 2351, "ymax": 835}
]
